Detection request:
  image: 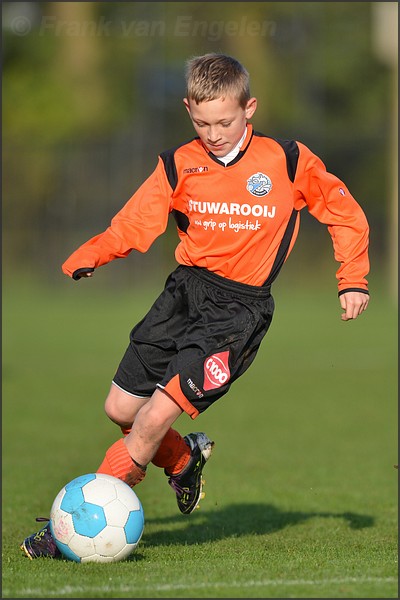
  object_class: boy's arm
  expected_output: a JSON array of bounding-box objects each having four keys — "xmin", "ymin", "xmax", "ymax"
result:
[
  {"xmin": 62, "ymin": 159, "xmax": 173, "ymax": 280},
  {"xmin": 294, "ymin": 142, "xmax": 370, "ymax": 320}
]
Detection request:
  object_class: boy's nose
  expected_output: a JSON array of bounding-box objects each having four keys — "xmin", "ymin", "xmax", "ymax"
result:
[{"xmin": 207, "ymin": 127, "xmax": 221, "ymax": 142}]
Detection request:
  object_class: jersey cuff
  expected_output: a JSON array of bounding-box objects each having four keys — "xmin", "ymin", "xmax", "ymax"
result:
[
  {"xmin": 72, "ymin": 267, "xmax": 95, "ymax": 280},
  {"xmin": 338, "ymin": 288, "xmax": 369, "ymax": 297}
]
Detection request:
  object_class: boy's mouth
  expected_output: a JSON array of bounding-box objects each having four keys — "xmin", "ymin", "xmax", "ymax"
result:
[{"xmin": 208, "ymin": 142, "xmax": 226, "ymax": 152}]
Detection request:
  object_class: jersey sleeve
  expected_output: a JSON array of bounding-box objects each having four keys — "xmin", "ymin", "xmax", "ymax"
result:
[
  {"xmin": 62, "ymin": 158, "xmax": 173, "ymax": 279},
  {"xmin": 293, "ymin": 142, "xmax": 370, "ymax": 294}
]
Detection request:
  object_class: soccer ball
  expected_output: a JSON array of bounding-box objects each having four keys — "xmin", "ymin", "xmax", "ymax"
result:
[{"xmin": 49, "ymin": 473, "xmax": 144, "ymax": 563}]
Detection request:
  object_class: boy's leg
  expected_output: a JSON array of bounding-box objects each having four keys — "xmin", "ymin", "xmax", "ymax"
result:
[
  {"xmin": 103, "ymin": 382, "xmax": 149, "ymax": 430},
  {"xmin": 120, "ymin": 425, "xmax": 191, "ymax": 473},
  {"xmin": 100, "ymin": 387, "xmax": 214, "ymax": 514},
  {"xmin": 103, "ymin": 384, "xmax": 193, "ymax": 473},
  {"xmin": 123, "ymin": 388, "xmax": 183, "ymax": 465},
  {"xmin": 20, "ymin": 388, "xmax": 183, "ymax": 559},
  {"xmin": 107, "ymin": 383, "xmax": 191, "ymax": 471},
  {"xmin": 100, "ymin": 385, "xmax": 212, "ymax": 502},
  {"xmin": 127, "ymin": 390, "xmax": 214, "ymax": 515},
  {"xmin": 96, "ymin": 383, "xmax": 154, "ymax": 486},
  {"xmin": 21, "ymin": 385, "xmax": 213, "ymax": 558},
  {"xmin": 97, "ymin": 388, "xmax": 183, "ymax": 485}
]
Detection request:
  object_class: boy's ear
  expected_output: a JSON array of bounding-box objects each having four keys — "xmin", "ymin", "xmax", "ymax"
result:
[
  {"xmin": 245, "ymin": 97, "xmax": 257, "ymax": 119},
  {"xmin": 183, "ymin": 98, "xmax": 191, "ymax": 115}
]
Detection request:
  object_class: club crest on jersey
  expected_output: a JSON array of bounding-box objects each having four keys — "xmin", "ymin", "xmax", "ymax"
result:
[
  {"xmin": 246, "ymin": 172, "xmax": 272, "ymax": 197},
  {"xmin": 203, "ymin": 351, "xmax": 230, "ymax": 391}
]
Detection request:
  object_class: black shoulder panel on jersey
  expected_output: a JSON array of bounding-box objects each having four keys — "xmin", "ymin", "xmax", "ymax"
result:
[
  {"xmin": 275, "ymin": 139, "xmax": 299, "ymax": 183},
  {"xmin": 160, "ymin": 148, "xmax": 178, "ymax": 191},
  {"xmin": 254, "ymin": 133, "xmax": 299, "ymax": 183},
  {"xmin": 160, "ymin": 141, "xmax": 196, "ymax": 234},
  {"xmin": 160, "ymin": 137, "xmax": 199, "ymax": 191}
]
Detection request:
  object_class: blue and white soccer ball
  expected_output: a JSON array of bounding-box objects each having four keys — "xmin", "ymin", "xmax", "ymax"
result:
[{"xmin": 49, "ymin": 473, "xmax": 144, "ymax": 563}]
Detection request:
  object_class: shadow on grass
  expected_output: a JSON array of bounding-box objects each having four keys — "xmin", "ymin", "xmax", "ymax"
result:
[{"xmin": 140, "ymin": 503, "xmax": 374, "ymax": 548}]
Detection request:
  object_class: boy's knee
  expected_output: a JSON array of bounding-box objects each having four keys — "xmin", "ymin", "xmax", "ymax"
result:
[
  {"xmin": 104, "ymin": 393, "xmax": 119, "ymax": 421},
  {"xmin": 103, "ymin": 384, "xmax": 146, "ymax": 426}
]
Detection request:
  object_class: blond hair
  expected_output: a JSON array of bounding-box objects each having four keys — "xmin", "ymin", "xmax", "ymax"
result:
[{"xmin": 185, "ymin": 53, "xmax": 250, "ymax": 108}]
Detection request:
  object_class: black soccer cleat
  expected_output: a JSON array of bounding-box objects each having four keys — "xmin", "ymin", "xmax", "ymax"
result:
[
  {"xmin": 20, "ymin": 518, "xmax": 61, "ymax": 559},
  {"xmin": 166, "ymin": 432, "xmax": 214, "ymax": 514}
]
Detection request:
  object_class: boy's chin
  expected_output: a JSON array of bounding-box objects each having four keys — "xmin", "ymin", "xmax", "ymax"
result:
[{"xmin": 206, "ymin": 144, "xmax": 228, "ymax": 156}]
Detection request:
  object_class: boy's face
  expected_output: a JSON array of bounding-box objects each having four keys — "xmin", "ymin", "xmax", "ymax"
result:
[{"xmin": 183, "ymin": 95, "xmax": 257, "ymax": 157}]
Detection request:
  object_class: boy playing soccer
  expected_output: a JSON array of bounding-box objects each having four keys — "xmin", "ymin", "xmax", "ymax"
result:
[{"xmin": 21, "ymin": 53, "xmax": 369, "ymax": 558}]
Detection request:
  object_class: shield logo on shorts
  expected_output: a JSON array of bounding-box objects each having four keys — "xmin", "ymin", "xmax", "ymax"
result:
[{"xmin": 203, "ymin": 351, "xmax": 230, "ymax": 391}]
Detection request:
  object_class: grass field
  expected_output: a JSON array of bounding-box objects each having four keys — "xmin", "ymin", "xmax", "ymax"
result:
[{"xmin": 2, "ymin": 270, "xmax": 398, "ymax": 598}]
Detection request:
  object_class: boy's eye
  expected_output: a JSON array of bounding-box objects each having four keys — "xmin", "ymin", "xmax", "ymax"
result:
[{"xmin": 194, "ymin": 121, "xmax": 231, "ymax": 128}]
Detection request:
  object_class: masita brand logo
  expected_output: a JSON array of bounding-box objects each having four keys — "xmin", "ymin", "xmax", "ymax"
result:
[
  {"xmin": 183, "ymin": 166, "xmax": 209, "ymax": 174},
  {"xmin": 246, "ymin": 172, "xmax": 272, "ymax": 197},
  {"xmin": 203, "ymin": 351, "xmax": 231, "ymax": 391}
]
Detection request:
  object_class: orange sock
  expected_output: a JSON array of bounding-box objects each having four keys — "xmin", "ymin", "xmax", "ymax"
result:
[
  {"xmin": 97, "ymin": 438, "xmax": 146, "ymax": 487},
  {"xmin": 152, "ymin": 428, "xmax": 191, "ymax": 475},
  {"xmin": 120, "ymin": 426, "xmax": 132, "ymax": 436}
]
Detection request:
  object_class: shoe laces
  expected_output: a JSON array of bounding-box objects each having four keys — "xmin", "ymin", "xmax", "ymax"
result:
[{"xmin": 168, "ymin": 478, "xmax": 186, "ymax": 496}]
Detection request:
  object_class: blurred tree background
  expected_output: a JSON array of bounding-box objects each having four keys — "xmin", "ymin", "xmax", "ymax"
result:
[{"xmin": 2, "ymin": 1, "xmax": 398, "ymax": 295}]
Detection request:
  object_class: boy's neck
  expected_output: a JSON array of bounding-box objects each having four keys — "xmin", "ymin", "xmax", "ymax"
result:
[{"xmin": 217, "ymin": 126, "xmax": 248, "ymax": 166}]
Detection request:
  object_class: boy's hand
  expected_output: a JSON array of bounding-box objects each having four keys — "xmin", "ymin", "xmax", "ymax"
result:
[{"xmin": 339, "ymin": 291, "xmax": 369, "ymax": 321}]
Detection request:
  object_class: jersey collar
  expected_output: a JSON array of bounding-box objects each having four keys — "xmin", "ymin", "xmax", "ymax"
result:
[{"xmin": 203, "ymin": 123, "xmax": 254, "ymax": 167}]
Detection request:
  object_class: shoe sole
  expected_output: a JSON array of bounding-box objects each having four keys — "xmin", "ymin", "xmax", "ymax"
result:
[{"xmin": 20, "ymin": 542, "xmax": 34, "ymax": 560}]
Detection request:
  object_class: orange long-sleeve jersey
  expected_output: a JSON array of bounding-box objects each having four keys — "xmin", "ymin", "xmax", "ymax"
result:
[{"xmin": 62, "ymin": 124, "xmax": 369, "ymax": 293}]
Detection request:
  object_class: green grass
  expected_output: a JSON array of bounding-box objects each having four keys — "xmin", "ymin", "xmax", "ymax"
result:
[{"xmin": 2, "ymin": 272, "xmax": 398, "ymax": 598}]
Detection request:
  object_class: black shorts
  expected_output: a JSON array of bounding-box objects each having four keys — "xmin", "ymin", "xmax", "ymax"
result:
[{"xmin": 113, "ymin": 265, "xmax": 274, "ymax": 418}]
